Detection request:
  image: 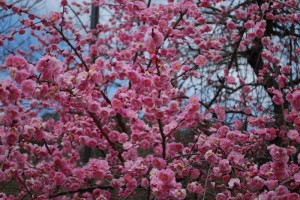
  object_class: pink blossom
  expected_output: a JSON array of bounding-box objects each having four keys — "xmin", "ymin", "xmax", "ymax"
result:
[
  {"xmin": 92, "ymin": 188, "xmax": 101, "ymax": 197},
  {"xmin": 88, "ymin": 102, "xmax": 100, "ymax": 113},
  {"xmin": 21, "ymin": 79, "xmax": 36, "ymax": 97},
  {"xmin": 275, "ymin": 185, "xmax": 289, "ymax": 196},
  {"xmin": 281, "ymin": 65, "xmax": 291, "ymax": 74},
  {"xmin": 255, "ymin": 28, "xmax": 264, "ymax": 38},
  {"xmin": 195, "ymin": 55, "xmax": 207, "ymax": 66},
  {"xmin": 218, "ymin": 159, "xmax": 232, "ymax": 174},
  {"xmin": 11, "ymin": 69, "xmax": 30, "ymax": 84},
  {"xmin": 5, "ymin": 54, "xmax": 29, "ymax": 70},
  {"xmin": 214, "ymin": 105, "xmax": 225, "ymax": 121},
  {"xmin": 61, "ymin": 0, "xmax": 68, "ymax": 6},
  {"xmin": 152, "ymin": 157, "xmax": 167, "ymax": 170},
  {"xmin": 190, "ymin": 169, "xmax": 200, "ymax": 179},
  {"xmin": 170, "ymin": 188, "xmax": 186, "ymax": 200},
  {"xmin": 182, "ymin": 65, "xmax": 189, "ymax": 71},
  {"xmin": 118, "ymin": 133, "xmax": 128, "ymax": 143},
  {"xmin": 6, "ymin": 132, "xmax": 18, "ymax": 145},
  {"xmin": 157, "ymin": 169, "xmax": 175, "ymax": 184},
  {"xmin": 69, "ymin": 183, "xmax": 80, "ymax": 191},
  {"xmin": 228, "ymin": 178, "xmax": 240, "ymax": 189},
  {"xmin": 141, "ymin": 178, "xmax": 149, "ymax": 188},
  {"xmin": 112, "ymin": 98, "xmax": 123, "ymax": 108},
  {"xmin": 130, "ymin": 98, "xmax": 142, "ymax": 109},
  {"xmin": 171, "ymin": 61, "xmax": 182, "ymax": 72},
  {"xmin": 99, "ymin": 107, "xmax": 110, "ymax": 118},
  {"xmin": 259, "ymin": 163, "xmax": 272, "ymax": 178},
  {"xmin": 187, "ymin": 182, "xmax": 204, "ymax": 194},
  {"xmin": 265, "ymin": 191, "xmax": 277, "ymax": 199},
  {"xmin": 288, "ymin": 193, "xmax": 300, "ymax": 200},
  {"xmin": 151, "ymin": 29, "xmax": 164, "ymax": 47},
  {"xmin": 294, "ymin": 116, "xmax": 300, "ymax": 126},
  {"xmin": 123, "ymin": 142, "xmax": 133, "ymax": 150},
  {"xmin": 225, "ymin": 76, "xmax": 236, "ymax": 84},
  {"xmin": 244, "ymin": 20, "xmax": 255, "ymax": 29},
  {"xmin": 204, "ymin": 150, "xmax": 218, "ymax": 164},
  {"xmin": 294, "ymin": 172, "xmax": 300, "ymax": 185},
  {"xmin": 88, "ymin": 159, "xmax": 110, "ymax": 178},
  {"xmin": 36, "ymin": 55, "xmax": 63, "ymax": 80},
  {"xmin": 287, "ymin": 146, "xmax": 297, "ymax": 156},
  {"xmin": 142, "ymin": 97, "xmax": 154, "ymax": 107},
  {"xmin": 227, "ymin": 151, "xmax": 244, "ymax": 166},
  {"xmin": 278, "ymin": 75, "xmax": 286, "ymax": 88},
  {"xmin": 219, "ymin": 138, "xmax": 233, "ymax": 153},
  {"xmin": 168, "ymin": 142, "xmax": 183, "ymax": 155},
  {"xmin": 139, "ymin": 140, "xmax": 150, "ymax": 149},
  {"xmin": 272, "ymin": 89, "xmax": 284, "ymax": 105},
  {"xmin": 108, "ymin": 131, "xmax": 119, "ymax": 141},
  {"xmin": 272, "ymin": 162, "xmax": 288, "ymax": 181},
  {"xmin": 261, "ymin": 36, "xmax": 270, "ymax": 46},
  {"xmin": 291, "ymin": 91, "xmax": 300, "ymax": 110},
  {"xmin": 216, "ymin": 193, "xmax": 229, "ymax": 200},
  {"xmin": 250, "ymin": 176, "xmax": 265, "ymax": 190},
  {"xmin": 227, "ymin": 21, "xmax": 237, "ymax": 30},
  {"xmin": 287, "ymin": 130, "xmax": 299, "ymax": 140},
  {"xmin": 265, "ymin": 179, "xmax": 278, "ymax": 190},
  {"xmin": 72, "ymin": 168, "xmax": 86, "ymax": 180},
  {"xmin": 142, "ymin": 78, "xmax": 152, "ymax": 88},
  {"xmin": 54, "ymin": 172, "xmax": 66, "ymax": 186},
  {"xmin": 269, "ymin": 145, "xmax": 289, "ymax": 162}
]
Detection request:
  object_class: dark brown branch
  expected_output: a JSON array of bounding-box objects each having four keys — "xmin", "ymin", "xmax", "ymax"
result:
[
  {"xmin": 157, "ymin": 119, "xmax": 166, "ymax": 159},
  {"xmin": 147, "ymin": 0, "xmax": 151, "ymax": 8},
  {"xmin": 43, "ymin": 139, "xmax": 52, "ymax": 155},
  {"xmin": 88, "ymin": 111, "xmax": 125, "ymax": 163},
  {"xmin": 16, "ymin": 176, "xmax": 33, "ymax": 199},
  {"xmin": 49, "ymin": 185, "xmax": 113, "ymax": 198},
  {"xmin": 207, "ymin": 78, "xmax": 225, "ymax": 108},
  {"xmin": 53, "ymin": 27, "xmax": 89, "ymax": 71},
  {"xmin": 227, "ymin": 28, "xmax": 246, "ymax": 70},
  {"xmin": 67, "ymin": 5, "xmax": 88, "ymax": 33}
]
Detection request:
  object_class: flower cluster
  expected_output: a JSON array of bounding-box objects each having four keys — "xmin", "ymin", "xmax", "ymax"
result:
[{"xmin": 0, "ymin": 0, "xmax": 300, "ymax": 199}]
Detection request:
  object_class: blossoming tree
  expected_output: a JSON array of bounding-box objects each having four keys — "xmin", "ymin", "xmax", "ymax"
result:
[
  {"xmin": 0, "ymin": 0, "xmax": 44, "ymax": 63},
  {"xmin": 0, "ymin": 0, "xmax": 300, "ymax": 199}
]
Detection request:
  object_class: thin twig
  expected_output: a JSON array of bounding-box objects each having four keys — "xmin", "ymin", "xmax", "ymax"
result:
[{"xmin": 202, "ymin": 166, "xmax": 211, "ymax": 200}]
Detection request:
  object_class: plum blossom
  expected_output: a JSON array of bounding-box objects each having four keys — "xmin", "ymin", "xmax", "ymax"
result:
[
  {"xmin": 21, "ymin": 79, "xmax": 36, "ymax": 97},
  {"xmin": 287, "ymin": 130, "xmax": 299, "ymax": 140},
  {"xmin": 228, "ymin": 178, "xmax": 240, "ymax": 189},
  {"xmin": 250, "ymin": 176, "xmax": 265, "ymax": 190},
  {"xmin": 244, "ymin": 20, "xmax": 255, "ymax": 29},
  {"xmin": 54, "ymin": 172, "xmax": 66, "ymax": 186},
  {"xmin": 0, "ymin": 0, "xmax": 300, "ymax": 199},
  {"xmin": 6, "ymin": 132, "xmax": 18, "ymax": 145},
  {"xmin": 157, "ymin": 169, "xmax": 175, "ymax": 184},
  {"xmin": 36, "ymin": 55, "xmax": 63, "ymax": 80},
  {"xmin": 152, "ymin": 157, "xmax": 167, "ymax": 170},
  {"xmin": 291, "ymin": 91, "xmax": 300, "ymax": 110},
  {"xmin": 5, "ymin": 54, "xmax": 29, "ymax": 70},
  {"xmin": 195, "ymin": 55, "xmax": 207, "ymax": 66},
  {"xmin": 294, "ymin": 172, "xmax": 300, "ymax": 185},
  {"xmin": 187, "ymin": 182, "xmax": 204, "ymax": 194},
  {"xmin": 170, "ymin": 188, "xmax": 186, "ymax": 200},
  {"xmin": 88, "ymin": 159, "xmax": 110, "ymax": 178},
  {"xmin": 227, "ymin": 21, "xmax": 237, "ymax": 29},
  {"xmin": 269, "ymin": 145, "xmax": 289, "ymax": 162}
]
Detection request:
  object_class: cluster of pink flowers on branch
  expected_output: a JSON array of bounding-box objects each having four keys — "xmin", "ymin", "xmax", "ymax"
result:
[{"xmin": 0, "ymin": 0, "xmax": 300, "ymax": 199}]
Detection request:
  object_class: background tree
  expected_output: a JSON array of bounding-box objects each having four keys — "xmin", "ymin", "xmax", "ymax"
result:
[{"xmin": 0, "ymin": 0, "xmax": 300, "ymax": 199}]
